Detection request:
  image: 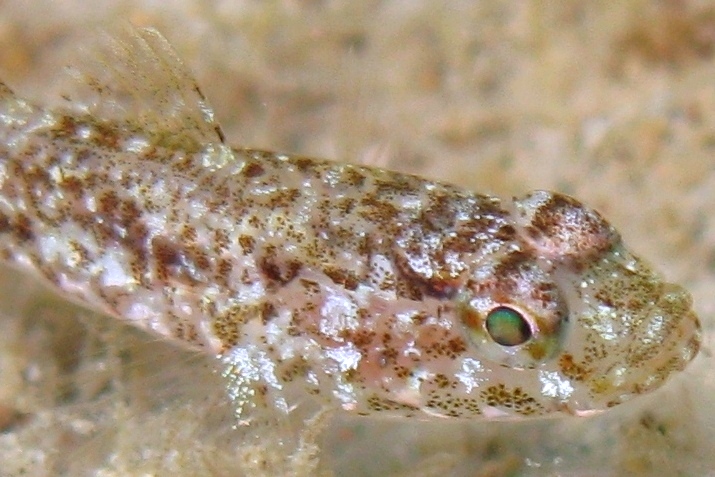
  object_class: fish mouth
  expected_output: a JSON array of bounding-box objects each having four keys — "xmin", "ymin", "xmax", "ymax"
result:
[
  {"xmin": 588, "ymin": 281, "xmax": 701, "ymax": 406},
  {"xmin": 631, "ymin": 282, "xmax": 701, "ymax": 372},
  {"xmin": 552, "ymin": 244, "xmax": 703, "ymax": 414}
]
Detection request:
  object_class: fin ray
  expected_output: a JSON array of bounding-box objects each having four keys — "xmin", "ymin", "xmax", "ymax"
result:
[
  {"xmin": 56, "ymin": 25, "xmax": 225, "ymax": 149},
  {"xmin": 0, "ymin": 81, "xmax": 15, "ymax": 100}
]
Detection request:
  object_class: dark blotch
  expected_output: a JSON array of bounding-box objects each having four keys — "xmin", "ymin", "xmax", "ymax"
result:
[
  {"xmin": 259, "ymin": 255, "xmax": 302, "ymax": 285},
  {"xmin": 323, "ymin": 266, "xmax": 360, "ymax": 291},
  {"xmin": 242, "ymin": 162, "xmax": 265, "ymax": 178}
]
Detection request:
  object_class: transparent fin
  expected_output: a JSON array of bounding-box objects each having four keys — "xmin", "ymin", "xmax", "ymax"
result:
[
  {"xmin": 0, "ymin": 80, "xmax": 37, "ymax": 123},
  {"xmin": 0, "ymin": 81, "xmax": 16, "ymax": 100},
  {"xmin": 55, "ymin": 25, "xmax": 225, "ymax": 151}
]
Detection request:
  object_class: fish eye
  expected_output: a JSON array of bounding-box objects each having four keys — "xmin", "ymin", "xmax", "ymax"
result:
[{"xmin": 486, "ymin": 306, "xmax": 532, "ymax": 346}]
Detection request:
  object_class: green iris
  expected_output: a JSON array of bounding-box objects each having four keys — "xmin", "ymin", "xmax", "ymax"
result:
[{"xmin": 485, "ymin": 306, "xmax": 532, "ymax": 346}]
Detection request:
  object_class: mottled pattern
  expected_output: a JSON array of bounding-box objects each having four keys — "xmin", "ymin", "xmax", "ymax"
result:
[{"xmin": 0, "ymin": 28, "xmax": 701, "ymax": 422}]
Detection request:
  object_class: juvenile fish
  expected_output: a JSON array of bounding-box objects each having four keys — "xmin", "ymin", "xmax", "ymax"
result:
[{"xmin": 0, "ymin": 28, "xmax": 700, "ymax": 423}]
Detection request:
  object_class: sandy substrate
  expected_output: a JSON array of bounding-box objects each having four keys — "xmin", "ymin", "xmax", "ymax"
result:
[{"xmin": 0, "ymin": 2, "xmax": 713, "ymax": 476}]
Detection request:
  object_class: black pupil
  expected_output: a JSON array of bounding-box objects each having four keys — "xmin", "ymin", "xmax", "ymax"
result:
[{"xmin": 485, "ymin": 306, "xmax": 532, "ymax": 346}]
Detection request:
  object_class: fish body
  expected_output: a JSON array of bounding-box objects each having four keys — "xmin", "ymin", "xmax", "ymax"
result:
[{"xmin": 0, "ymin": 28, "xmax": 701, "ymax": 422}]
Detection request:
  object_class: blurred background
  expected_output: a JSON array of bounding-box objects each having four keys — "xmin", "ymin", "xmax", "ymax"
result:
[{"xmin": 0, "ymin": 1, "xmax": 713, "ymax": 475}]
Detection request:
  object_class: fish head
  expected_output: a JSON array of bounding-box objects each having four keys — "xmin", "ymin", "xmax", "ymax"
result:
[{"xmin": 456, "ymin": 191, "xmax": 701, "ymax": 417}]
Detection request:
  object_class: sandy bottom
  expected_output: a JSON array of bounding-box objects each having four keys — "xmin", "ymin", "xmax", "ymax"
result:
[{"xmin": 0, "ymin": 2, "xmax": 713, "ymax": 476}]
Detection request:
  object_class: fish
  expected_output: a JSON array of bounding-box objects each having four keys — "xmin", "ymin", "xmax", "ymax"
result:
[{"xmin": 0, "ymin": 26, "xmax": 701, "ymax": 424}]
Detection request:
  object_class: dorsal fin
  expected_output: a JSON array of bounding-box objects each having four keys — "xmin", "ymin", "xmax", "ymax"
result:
[{"xmin": 56, "ymin": 25, "xmax": 225, "ymax": 149}]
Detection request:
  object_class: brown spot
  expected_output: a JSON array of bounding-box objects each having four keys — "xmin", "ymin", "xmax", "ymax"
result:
[
  {"xmin": 459, "ymin": 302, "xmax": 482, "ymax": 332},
  {"xmin": 266, "ymin": 188, "xmax": 300, "ymax": 208},
  {"xmin": 495, "ymin": 224, "xmax": 517, "ymax": 241},
  {"xmin": 0, "ymin": 212, "xmax": 10, "ymax": 234},
  {"xmin": 374, "ymin": 175, "xmax": 414, "ymax": 195},
  {"xmin": 53, "ymin": 115, "xmax": 79, "ymax": 138},
  {"xmin": 59, "ymin": 176, "xmax": 84, "ymax": 199},
  {"xmin": 213, "ymin": 306, "xmax": 253, "ymax": 350},
  {"xmin": 38, "ymin": 265, "xmax": 59, "ymax": 285},
  {"xmin": 299, "ymin": 278, "xmax": 320, "ymax": 294},
  {"xmin": 291, "ymin": 156, "xmax": 315, "ymax": 172},
  {"xmin": 259, "ymin": 253, "xmax": 302, "ymax": 285},
  {"xmin": 559, "ymin": 354, "xmax": 592, "ymax": 382},
  {"xmin": 260, "ymin": 301, "xmax": 277, "ymax": 324},
  {"xmin": 480, "ymin": 384, "xmax": 543, "ymax": 416},
  {"xmin": 341, "ymin": 329, "xmax": 376, "ymax": 357},
  {"xmin": 379, "ymin": 347, "xmax": 398, "ymax": 366},
  {"xmin": 214, "ymin": 229, "xmax": 230, "ymax": 251},
  {"xmin": 189, "ymin": 247, "xmax": 211, "ymax": 271},
  {"xmin": 336, "ymin": 197, "xmax": 357, "ymax": 215},
  {"xmin": 281, "ymin": 358, "xmax": 311, "ymax": 382},
  {"xmin": 247, "ymin": 215, "xmax": 261, "ymax": 228},
  {"xmin": 525, "ymin": 341, "xmax": 548, "ymax": 362},
  {"xmin": 217, "ymin": 259, "xmax": 233, "ymax": 286},
  {"xmin": 359, "ymin": 196, "xmax": 400, "ymax": 221},
  {"xmin": 343, "ymin": 167, "xmax": 366, "ymax": 187},
  {"xmin": 119, "ymin": 199, "xmax": 142, "ymax": 224},
  {"xmin": 152, "ymin": 237, "xmax": 181, "ymax": 267},
  {"xmin": 441, "ymin": 227, "xmax": 482, "ymax": 254},
  {"xmin": 446, "ymin": 336, "xmax": 467, "ymax": 356},
  {"xmin": 13, "ymin": 214, "xmax": 34, "ymax": 242},
  {"xmin": 98, "ymin": 191, "xmax": 120, "ymax": 216},
  {"xmin": 174, "ymin": 320, "xmax": 200, "ymax": 345},
  {"xmin": 151, "ymin": 236, "xmax": 183, "ymax": 282},
  {"xmin": 238, "ymin": 235, "xmax": 255, "ymax": 255},
  {"xmin": 323, "ymin": 266, "xmax": 360, "ymax": 291},
  {"xmin": 489, "ymin": 250, "xmax": 532, "ymax": 294},
  {"xmin": 433, "ymin": 373, "xmax": 451, "ymax": 389},
  {"xmin": 411, "ymin": 312, "xmax": 429, "ymax": 326},
  {"xmin": 343, "ymin": 368, "xmax": 359, "ymax": 383},
  {"xmin": 421, "ymin": 193, "xmax": 455, "ymax": 231},
  {"xmin": 242, "ymin": 162, "xmax": 265, "ymax": 178},
  {"xmin": 125, "ymin": 221, "xmax": 149, "ymax": 251},
  {"xmin": 394, "ymin": 365, "xmax": 410, "ymax": 379},
  {"xmin": 395, "ymin": 278, "xmax": 424, "ymax": 301},
  {"xmin": 91, "ymin": 122, "xmax": 121, "ymax": 149},
  {"xmin": 181, "ymin": 225, "xmax": 198, "ymax": 243}
]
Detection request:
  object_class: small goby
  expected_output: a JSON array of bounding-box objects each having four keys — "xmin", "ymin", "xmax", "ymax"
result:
[{"xmin": 0, "ymin": 27, "xmax": 700, "ymax": 422}]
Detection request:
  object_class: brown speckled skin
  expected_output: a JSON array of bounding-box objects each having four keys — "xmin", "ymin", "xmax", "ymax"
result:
[{"xmin": 0, "ymin": 29, "xmax": 701, "ymax": 423}]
